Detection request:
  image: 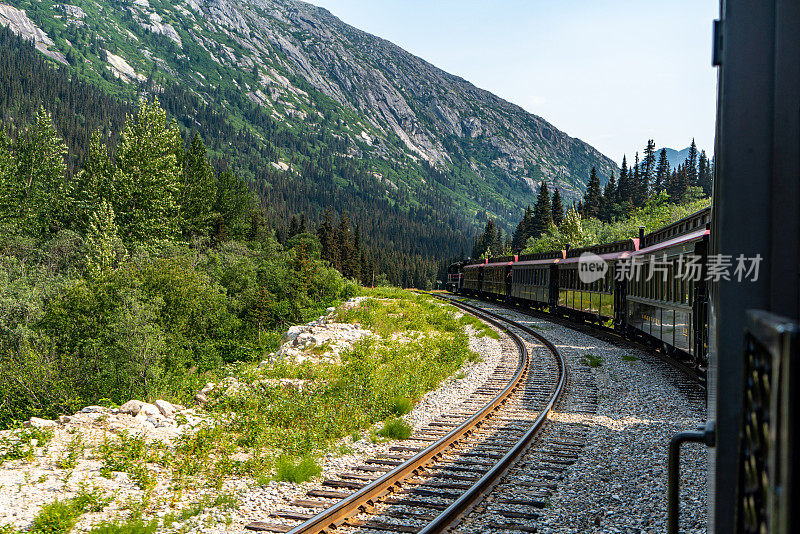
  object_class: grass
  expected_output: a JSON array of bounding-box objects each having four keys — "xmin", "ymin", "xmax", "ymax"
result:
[
  {"xmin": 457, "ymin": 313, "xmax": 500, "ymax": 339},
  {"xmin": 55, "ymin": 435, "xmax": 84, "ymax": 470},
  {"xmin": 162, "ymin": 493, "xmax": 238, "ymax": 528},
  {"xmin": 274, "ymin": 455, "xmax": 322, "ymax": 483},
  {"xmin": 29, "ymin": 487, "xmax": 110, "ymax": 534},
  {"xmin": 621, "ymin": 354, "xmax": 639, "ymax": 362},
  {"xmin": 29, "ymin": 500, "xmax": 79, "ymax": 534},
  {"xmin": 98, "ymin": 432, "xmax": 157, "ymax": 490},
  {"xmin": 581, "ymin": 353, "xmax": 604, "ymax": 368},
  {"xmin": 0, "ymin": 428, "xmax": 54, "ymax": 465},
  {"xmin": 389, "ymin": 396, "xmax": 414, "ymax": 416},
  {"xmin": 377, "ymin": 418, "xmax": 412, "ymax": 440}
]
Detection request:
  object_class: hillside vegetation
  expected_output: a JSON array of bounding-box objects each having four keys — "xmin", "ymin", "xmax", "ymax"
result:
[{"xmin": 0, "ymin": 102, "xmax": 357, "ymax": 428}]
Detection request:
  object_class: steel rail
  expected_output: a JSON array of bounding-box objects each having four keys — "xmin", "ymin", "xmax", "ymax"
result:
[
  {"xmin": 284, "ymin": 297, "xmax": 532, "ymax": 534},
  {"xmin": 419, "ymin": 295, "xmax": 568, "ymax": 533}
]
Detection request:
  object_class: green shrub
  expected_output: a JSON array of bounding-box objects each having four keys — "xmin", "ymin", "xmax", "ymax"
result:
[
  {"xmin": 30, "ymin": 500, "xmax": 81, "ymax": 534},
  {"xmin": 274, "ymin": 455, "xmax": 321, "ymax": 483},
  {"xmin": 98, "ymin": 432, "xmax": 155, "ymax": 489},
  {"xmin": 582, "ymin": 354, "xmax": 603, "ymax": 368},
  {"xmin": 0, "ymin": 428, "xmax": 53, "ymax": 465},
  {"xmin": 389, "ymin": 396, "xmax": 414, "ymax": 416},
  {"xmin": 377, "ymin": 418, "xmax": 412, "ymax": 440}
]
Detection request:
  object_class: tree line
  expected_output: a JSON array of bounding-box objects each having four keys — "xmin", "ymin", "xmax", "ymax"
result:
[
  {"xmin": 0, "ymin": 24, "xmax": 470, "ymax": 288},
  {"xmin": 472, "ymin": 139, "xmax": 713, "ymax": 258}
]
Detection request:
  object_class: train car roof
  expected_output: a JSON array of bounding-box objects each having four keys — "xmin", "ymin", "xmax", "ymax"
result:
[
  {"xmin": 640, "ymin": 206, "xmax": 711, "ymax": 248},
  {"xmin": 514, "ymin": 250, "xmax": 566, "ymax": 266},
  {"xmin": 632, "ymin": 227, "xmax": 710, "ymax": 256},
  {"xmin": 559, "ymin": 248, "xmax": 638, "ymax": 265},
  {"xmin": 484, "ymin": 260, "xmax": 515, "ymax": 268},
  {"xmin": 513, "ymin": 257, "xmax": 564, "ymax": 267},
  {"xmin": 565, "ymin": 238, "xmax": 639, "ymax": 258}
]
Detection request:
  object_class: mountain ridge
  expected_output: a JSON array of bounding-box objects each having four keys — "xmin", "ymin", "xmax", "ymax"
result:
[{"xmin": 0, "ymin": 0, "xmax": 618, "ymax": 217}]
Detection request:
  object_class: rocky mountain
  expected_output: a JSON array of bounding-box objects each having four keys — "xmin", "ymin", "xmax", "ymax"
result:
[{"xmin": 0, "ymin": 0, "xmax": 616, "ymax": 228}]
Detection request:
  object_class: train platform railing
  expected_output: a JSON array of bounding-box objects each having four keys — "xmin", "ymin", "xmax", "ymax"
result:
[
  {"xmin": 736, "ymin": 311, "xmax": 798, "ymax": 534},
  {"xmin": 668, "ymin": 310, "xmax": 798, "ymax": 534}
]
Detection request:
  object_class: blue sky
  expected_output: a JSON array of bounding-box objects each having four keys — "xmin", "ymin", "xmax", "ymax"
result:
[{"xmin": 304, "ymin": 0, "xmax": 719, "ymax": 164}]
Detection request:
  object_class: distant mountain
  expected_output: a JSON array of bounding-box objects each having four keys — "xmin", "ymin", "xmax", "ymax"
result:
[
  {"xmin": 661, "ymin": 147, "xmax": 691, "ymax": 169},
  {"xmin": 0, "ymin": 0, "xmax": 617, "ymax": 229},
  {"xmin": 657, "ymin": 146, "xmax": 711, "ymax": 170}
]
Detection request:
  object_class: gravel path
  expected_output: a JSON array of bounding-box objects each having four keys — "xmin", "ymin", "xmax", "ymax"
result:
[{"xmin": 462, "ymin": 301, "xmax": 708, "ymax": 534}]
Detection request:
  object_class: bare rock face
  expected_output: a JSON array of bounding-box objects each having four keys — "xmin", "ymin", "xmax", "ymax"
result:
[
  {"xmin": 54, "ymin": 4, "xmax": 86, "ymax": 19},
  {"xmin": 181, "ymin": 0, "xmax": 616, "ymax": 198},
  {"xmin": 0, "ymin": 4, "xmax": 68, "ymax": 64}
]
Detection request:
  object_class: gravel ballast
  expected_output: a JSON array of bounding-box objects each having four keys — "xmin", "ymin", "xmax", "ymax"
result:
[{"xmin": 461, "ymin": 300, "xmax": 708, "ymax": 534}]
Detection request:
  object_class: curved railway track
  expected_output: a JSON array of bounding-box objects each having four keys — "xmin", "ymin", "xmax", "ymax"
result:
[{"xmin": 246, "ymin": 296, "xmax": 568, "ymax": 534}]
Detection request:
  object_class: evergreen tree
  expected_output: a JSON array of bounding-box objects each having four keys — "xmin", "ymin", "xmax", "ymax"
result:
[
  {"xmin": 288, "ymin": 215, "xmax": 298, "ymax": 238},
  {"xmin": 73, "ymin": 132, "xmax": 112, "ymax": 232},
  {"xmin": 531, "ymin": 181, "xmax": 552, "ymax": 238},
  {"xmin": 317, "ymin": 209, "xmax": 336, "ymax": 264},
  {"xmin": 632, "ymin": 152, "xmax": 645, "ymax": 205},
  {"xmin": 110, "ymin": 100, "xmax": 183, "ymax": 243},
  {"xmin": 213, "ymin": 171, "xmax": 252, "ymax": 241},
  {"xmin": 655, "ymin": 148, "xmax": 670, "ymax": 194},
  {"xmin": 298, "ymin": 213, "xmax": 307, "ymax": 234},
  {"xmin": 511, "ymin": 206, "xmax": 533, "ymax": 252},
  {"xmin": 582, "ymin": 167, "xmax": 602, "ymax": 219},
  {"xmin": 84, "ymin": 200, "xmax": 127, "ymax": 277},
  {"xmin": 698, "ymin": 150, "xmax": 712, "ymax": 197},
  {"xmin": 667, "ymin": 164, "xmax": 689, "ymax": 201},
  {"xmin": 335, "ymin": 214, "xmax": 353, "ymax": 276},
  {"xmin": 600, "ymin": 172, "xmax": 617, "ymax": 222},
  {"xmin": 181, "ymin": 133, "xmax": 217, "ymax": 237},
  {"xmin": 686, "ymin": 139, "xmax": 699, "ymax": 187},
  {"xmin": 641, "ymin": 140, "xmax": 656, "ymax": 199},
  {"xmin": 492, "ymin": 227, "xmax": 505, "ymax": 256},
  {"xmin": 617, "ymin": 155, "xmax": 630, "ymax": 203},
  {"xmin": 473, "ymin": 219, "xmax": 498, "ymax": 259},
  {"xmin": 0, "ymin": 129, "xmax": 18, "ymax": 225},
  {"xmin": 551, "ymin": 189, "xmax": 565, "ymax": 227},
  {"xmin": 15, "ymin": 108, "xmax": 70, "ymax": 237}
]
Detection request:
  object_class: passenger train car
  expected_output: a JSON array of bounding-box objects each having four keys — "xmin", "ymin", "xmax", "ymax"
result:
[
  {"xmin": 451, "ymin": 206, "xmax": 712, "ymax": 371},
  {"xmin": 624, "ymin": 209, "xmax": 711, "ymax": 367}
]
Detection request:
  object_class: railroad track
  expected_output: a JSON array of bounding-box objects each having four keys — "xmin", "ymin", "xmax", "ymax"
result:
[
  {"xmin": 458, "ymin": 295, "xmax": 705, "ymax": 404},
  {"xmin": 245, "ymin": 296, "xmax": 569, "ymax": 534}
]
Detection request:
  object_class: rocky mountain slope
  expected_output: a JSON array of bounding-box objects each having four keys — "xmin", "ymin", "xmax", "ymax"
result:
[{"xmin": 1, "ymin": 0, "xmax": 617, "ymax": 227}]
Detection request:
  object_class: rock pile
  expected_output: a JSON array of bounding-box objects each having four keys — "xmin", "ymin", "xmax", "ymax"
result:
[
  {"xmin": 20, "ymin": 398, "xmax": 207, "ymax": 442},
  {"xmin": 260, "ymin": 297, "xmax": 371, "ymax": 366}
]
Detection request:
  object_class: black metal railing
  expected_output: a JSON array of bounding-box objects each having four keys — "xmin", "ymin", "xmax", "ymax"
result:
[{"xmin": 736, "ymin": 310, "xmax": 798, "ymax": 534}]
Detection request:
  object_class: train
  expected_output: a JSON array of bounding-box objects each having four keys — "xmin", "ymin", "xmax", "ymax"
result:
[{"xmin": 447, "ymin": 207, "xmax": 712, "ymax": 373}]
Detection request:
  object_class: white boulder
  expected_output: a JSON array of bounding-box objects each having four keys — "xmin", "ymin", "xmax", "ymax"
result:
[
  {"xmin": 155, "ymin": 400, "xmax": 175, "ymax": 417},
  {"xmin": 138, "ymin": 403, "xmax": 160, "ymax": 417},
  {"xmin": 25, "ymin": 417, "xmax": 57, "ymax": 428},
  {"xmin": 119, "ymin": 400, "xmax": 145, "ymax": 416}
]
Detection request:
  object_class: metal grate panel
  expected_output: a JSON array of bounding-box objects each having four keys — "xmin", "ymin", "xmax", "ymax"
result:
[{"xmin": 738, "ymin": 310, "xmax": 799, "ymax": 534}]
